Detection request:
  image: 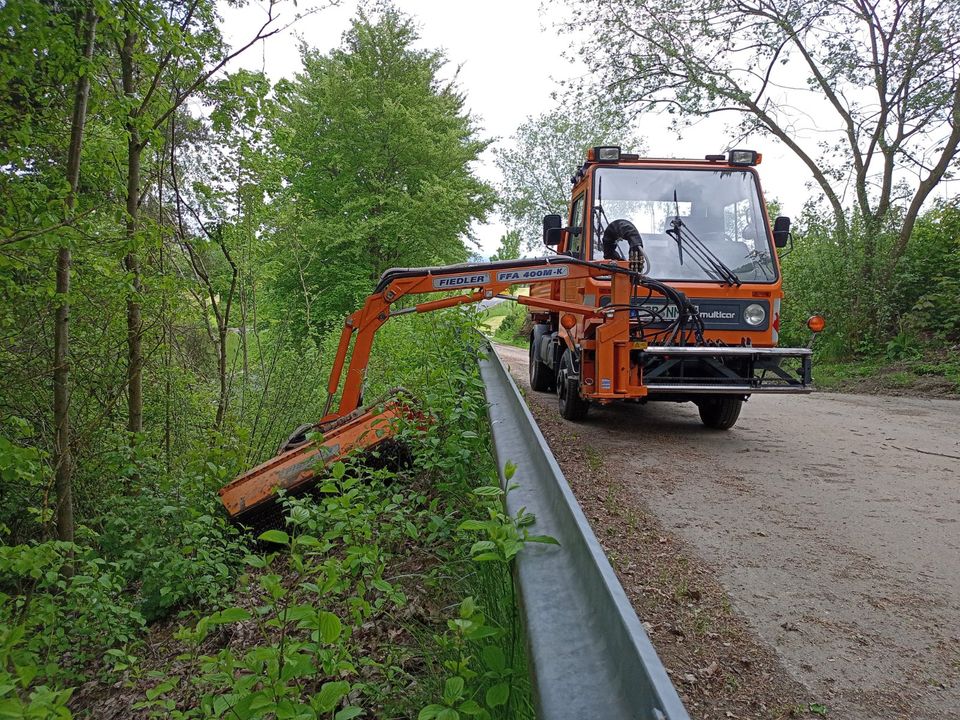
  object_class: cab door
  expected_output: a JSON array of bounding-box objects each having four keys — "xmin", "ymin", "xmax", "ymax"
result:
[{"xmin": 563, "ymin": 193, "xmax": 587, "ymax": 309}]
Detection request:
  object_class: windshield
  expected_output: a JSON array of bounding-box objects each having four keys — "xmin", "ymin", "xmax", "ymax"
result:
[{"xmin": 592, "ymin": 167, "xmax": 777, "ymax": 283}]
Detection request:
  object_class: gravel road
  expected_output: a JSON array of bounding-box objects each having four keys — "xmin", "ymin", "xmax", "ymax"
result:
[{"xmin": 493, "ymin": 343, "xmax": 960, "ymax": 719}]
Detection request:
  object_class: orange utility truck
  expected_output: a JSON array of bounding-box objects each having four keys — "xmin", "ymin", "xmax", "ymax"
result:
[
  {"xmin": 527, "ymin": 146, "xmax": 820, "ymax": 426},
  {"xmin": 219, "ymin": 147, "xmax": 822, "ymax": 524}
]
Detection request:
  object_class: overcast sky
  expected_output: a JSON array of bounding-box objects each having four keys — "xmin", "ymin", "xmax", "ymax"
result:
[{"xmin": 220, "ymin": 0, "xmax": 826, "ymax": 257}]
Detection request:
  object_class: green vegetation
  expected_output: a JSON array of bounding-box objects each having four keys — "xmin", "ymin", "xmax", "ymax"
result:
[
  {"xmin": 1, "ymin": 0, "xmax": 957, "ymax": 714},
  {"xmin": 780, "ymin": 202, "xmax": 960, "ymax": 395},
  {"xmin": 0, "ymin": 2, "xmax": 530, "ymax": 717},
  {"xmin": 491, "ymin": 304, "xmax": 529, "ymax": 349},
  {"xmin": 479, "ymin": 302, "xmax": 528, "ymax": 349},
  {"xmin": 2, "ymin": 310, "xmax": 540, "ymax": 718}
]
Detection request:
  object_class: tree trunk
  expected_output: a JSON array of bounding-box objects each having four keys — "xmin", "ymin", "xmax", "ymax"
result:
[
  {"xmin": 216, "ymin": 324, "xmax": 228, "ymax": 428},
  {"xmin": 121, "ymin": 28, "xmax": 144, "ymax": 448},
  {"xmin": 54, "ymin": 4, "xmax": 99, "ymax": 545}
]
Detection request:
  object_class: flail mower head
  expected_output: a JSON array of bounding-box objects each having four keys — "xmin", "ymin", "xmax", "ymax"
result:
[{"xmin": 218, "ymin": 391, "xmax": 416, "ymax": 529}]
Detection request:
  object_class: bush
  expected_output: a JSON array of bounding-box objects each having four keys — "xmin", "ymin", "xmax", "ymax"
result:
[
  {"xmin": 780, "ymin": 201, "xmax": 960, "ymax": 357},
  {"xmin": 93, "ymin": 489, "xmax": 248, "ymax": 623},
  {"xmin": 493, "ymin": 303, "xmax": 528, "ymax": 346},
  {"xmin": 896, "ymin": 201, "xmax": 960, "ymax": 341},
  {"xmin": 0, "ymin": 541, "xmax": 146, "ymax": 689}
]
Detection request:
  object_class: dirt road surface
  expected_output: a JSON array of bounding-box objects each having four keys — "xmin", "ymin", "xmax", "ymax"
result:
[{"xmin": 493, "ymin": 343, "xmax": 960, "ymax": 719}]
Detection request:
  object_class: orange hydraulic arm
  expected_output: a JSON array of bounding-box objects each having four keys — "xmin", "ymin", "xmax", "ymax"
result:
[
  {"xmin": 219, "ymin": 255, "xmax": 646, "ymax": 523},
  {"xmin": 319, "ymin": 256, "xmax": 639, "ymax": 423}
]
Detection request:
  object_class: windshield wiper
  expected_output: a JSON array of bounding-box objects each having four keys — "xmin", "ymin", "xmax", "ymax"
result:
[
  {"xmin": 669, "ymin": 218, "xmax": 742, "ymax": 286},
  {"xmin": 593, "ymin": 176, "xmax": 611, "ymax": 242},
  {"xmin": 667, "ymin": 218, "xmax": 742, "ymax": 286},
  {"xmin": 666, "ymin": 189, "xmax": 741, "ymax": 286}
]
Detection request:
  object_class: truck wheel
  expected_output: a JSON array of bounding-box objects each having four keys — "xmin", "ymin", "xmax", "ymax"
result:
[
  {"xmin": 696, "ymin": 397, "xmax": 743, "ymax": 430},
  {"xmin": 557, "ymin": 349, "xmax": 589, "ymax": 421},
  {"xmin": 528, "ymin": 329, "xmax": 555, "ymax": 392}
]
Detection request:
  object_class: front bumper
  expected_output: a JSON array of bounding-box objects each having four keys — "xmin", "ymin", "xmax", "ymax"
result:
[{"xmin": 639, "ymin": 345, "xmax": 813, "ymax": 394}]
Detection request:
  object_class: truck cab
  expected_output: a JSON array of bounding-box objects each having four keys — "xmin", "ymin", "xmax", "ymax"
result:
[{"xmin": 528, "ymin": 147, "xmax": 816, "ymax": 429}]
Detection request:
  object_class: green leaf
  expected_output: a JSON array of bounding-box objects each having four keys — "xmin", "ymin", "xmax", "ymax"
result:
[
  {"xmin": 258, "ymin": 529, "xmax": 290, "ymax": 545},
  {"xmin": 472, "ymin": 486, "xmax": 503, "ymax": 497},
  {"xmin": 465, "ymin": 625, "xmax": 500, "ymax": 641},
  {"xmin": 334, "ymin": 708, "xmax": 364, "ymax": 720},
  {"xmin": 525, "ymin": 534, "xmax": 560, "ymax": 546},
  {"xmin": 286, "ymin": 604, "xmax": 318, "ymax": 623},
  {"xmin": 457, "ymin": 520, "xmax": 488, "ymax": 532},
  {"xmin": 372, "ymin": 578, "xmax": 393, "ymax": 593},
  {"xmin": 315, "ymin": 681, "xmax": 350, "ymax": 713},
  {"xmin": 442, "ymin": 676, "xmax": 464, "ymax": 704},
  {"xmin": 318, "ymin": 611, "xmax": 342, "ymax": 643},
  {"xmin": 457, "ymin": 700, "xmax": 484, "ymax": 716},
  {"xmin": 470, "ymin": 541, "xmax": 496, "ymax": 555},
  {"xmin": 482, "ymin": 646, "xmax": 505, "ymax": 672},
  {"xmin": 209, "ymin": 607, "xmax": 251, "ymax": 624},
  {"xmin": 418, "ymin": 705, "xmax": 446, "ymax": 720},
  {"xmin": 485, "ymin": 682, "xmax": 509, "ymax": 708}
]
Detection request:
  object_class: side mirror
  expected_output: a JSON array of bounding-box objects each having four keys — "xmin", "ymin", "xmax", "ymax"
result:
[
  {"xmin": 543, "ymin": 214, "xmax": 563, "ymax": 246},
  {"xmin": 773, "ymin": 216, "xmax": 791, "ymax": 248}
]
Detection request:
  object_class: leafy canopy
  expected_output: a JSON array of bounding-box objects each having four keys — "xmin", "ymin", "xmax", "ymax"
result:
[{"xmin": 269, "ymin": 7, "xmax": 495, "ymax": 330}]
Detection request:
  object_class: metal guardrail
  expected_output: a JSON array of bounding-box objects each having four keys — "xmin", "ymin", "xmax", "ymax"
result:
[{"xmin": 478, "ymin": 343, "xmax": 691, "ymax": 720}]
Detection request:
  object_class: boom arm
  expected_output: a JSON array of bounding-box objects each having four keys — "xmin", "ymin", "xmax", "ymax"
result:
[
  {"xmin": 220, "ymin": 255, "xmax": 698, "ymax": 523},
  {"xmin": 320, "ymin": 256, "xmax": 638, "ymax": 423}
]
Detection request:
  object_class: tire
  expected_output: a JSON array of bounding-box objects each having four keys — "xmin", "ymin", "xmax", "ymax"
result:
[
  {"xmin": 696, "ymin": 397, "xmax": 743, "ymax": 430},
  {"xmin": 529, "ymin": 329, "xmax": 555, "ymax": 392},
  {"xmin": 557, "ymin": 349, "xmax": 590, "ymax": 421}
]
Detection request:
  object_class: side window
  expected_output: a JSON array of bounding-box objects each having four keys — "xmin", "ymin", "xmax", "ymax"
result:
[
  {"xmin": 567, "ymin": 194, "xmax": 585, "ymax": 257},
  {"xmin": 724, "ymin": 198, "xmax": 756, "ymax": 249}
]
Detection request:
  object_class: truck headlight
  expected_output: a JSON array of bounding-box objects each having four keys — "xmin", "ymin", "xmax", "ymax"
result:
[{"xmin": 744, "ymin": 303, "xmax": 766, "ymax": 326}]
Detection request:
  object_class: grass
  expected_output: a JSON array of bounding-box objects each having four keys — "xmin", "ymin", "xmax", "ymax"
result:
[
  {"xmin": 479, "ymin": 301, "xmax": 514, "ymax": 334},
  {"xmin": 813, "ymin": 349, "xmax": 960, "ymax": 396},
  {"xmin": 493, "ymin": 333, "xmax": 528, "ymax": 350},
  {"xmin": 479, "ymin": 300, "xmax": 529, "ymax": 349}
]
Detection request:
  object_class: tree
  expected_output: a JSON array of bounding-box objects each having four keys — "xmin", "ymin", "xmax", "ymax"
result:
[
  {"xmin": 111, "ymin": 0, "xmax": 282, "ymax": 449},
  {"xmin": 270, "ymin": 6, "xmax": 495, "ymax": 331},
  {"xmin": 54, "ymin": 1, "xmax": 99, "ymax": 546},
  {"xmin": 170, "ymin": 70, "xmax": 277, "ymax": 430},
  {"xmin": 564, "ymin": 0, "xmax": 960, "ymax": 262},
  {"xmin": 495, "ymin": 104, "xmax": 643, "ymax": 250},
  {"xmin": 489, "ymin": 230, "xmax": 522, "ymax": 261}
]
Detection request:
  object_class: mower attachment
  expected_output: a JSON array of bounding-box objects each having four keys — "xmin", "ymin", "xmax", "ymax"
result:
[{"xmin": 219, "ymin": 395, "xmax": 409, "ymax": 525}]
